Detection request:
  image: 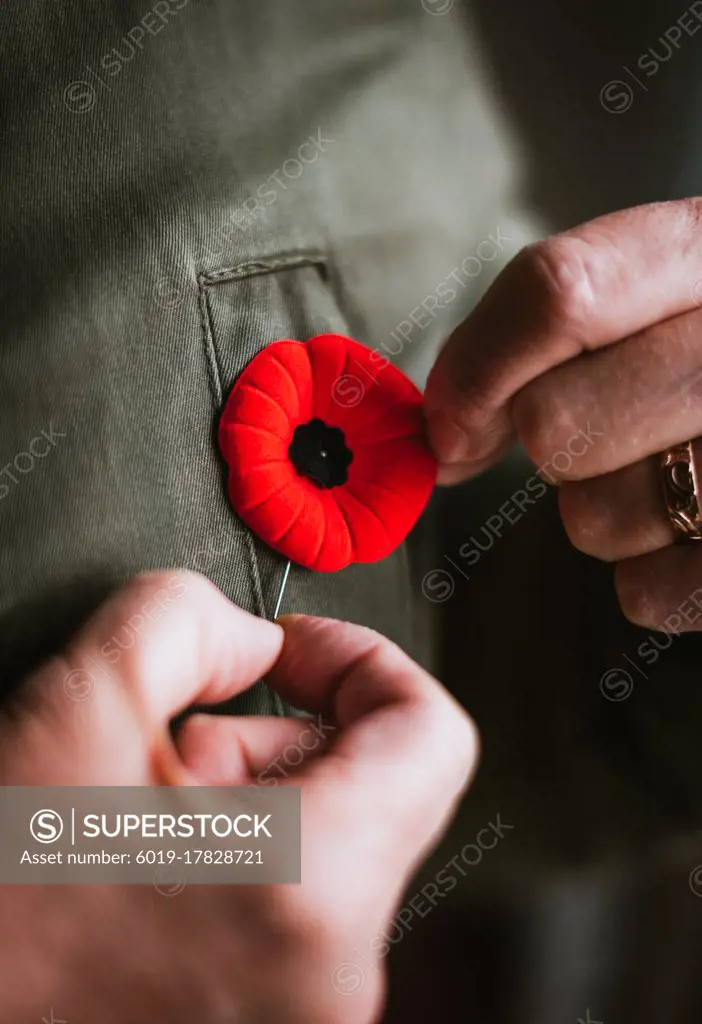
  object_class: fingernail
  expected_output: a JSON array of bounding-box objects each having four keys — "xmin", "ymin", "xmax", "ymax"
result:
[{"xmin": 426, "ymin": 410, "xmax": 472, "ymax": 465}]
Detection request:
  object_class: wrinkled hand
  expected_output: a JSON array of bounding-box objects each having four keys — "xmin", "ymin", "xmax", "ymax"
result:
[
  {"xmin": 426, "ymin": 199, "xmax": 702, "ymax": 631},
  {"xmin": 0, "ymin": 571, "xmax": 478, "ymax": 1024}
]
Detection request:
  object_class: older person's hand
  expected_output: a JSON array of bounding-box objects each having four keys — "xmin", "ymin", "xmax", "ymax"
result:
[{"xmin": 425, "ymin": 199, "xmax": 702, "ymax": 631}]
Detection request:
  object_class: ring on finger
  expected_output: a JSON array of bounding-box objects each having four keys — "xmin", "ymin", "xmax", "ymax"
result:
[{"xmin": 660, "ymin": 439, "xmax": 702, "ymax": 542}]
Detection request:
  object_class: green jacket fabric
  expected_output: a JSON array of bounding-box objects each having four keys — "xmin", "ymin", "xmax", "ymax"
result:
[{"xmin": 0, "ymin": 0, "xmax": 477, "ymax": 710}]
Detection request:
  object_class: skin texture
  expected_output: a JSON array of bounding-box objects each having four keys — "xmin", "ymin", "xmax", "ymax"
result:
[
  {"xmin": 0, "ymin": 571, "xmax": 478, "ymax": 1024},
  {"xmin": 425, "ymin": 197, "xmax": 702, "ymax": 631}
]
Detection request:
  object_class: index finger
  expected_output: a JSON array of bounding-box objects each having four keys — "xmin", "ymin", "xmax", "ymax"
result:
[
  {"xmin": 425, "ymin": 199, "xmax": 702, "ymax": 479},
  {"xmin": 268, "ymin": 615, "xmax": 478, "ymax": 849}
]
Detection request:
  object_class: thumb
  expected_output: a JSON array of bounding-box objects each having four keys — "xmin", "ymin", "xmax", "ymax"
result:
[
  {"xmin": 62, "ymin": 571, "xmax": 284, "ymax": 722},
  {"xmin": 1, "ymin": 572, "xmax": 284, "ymax": 785}
]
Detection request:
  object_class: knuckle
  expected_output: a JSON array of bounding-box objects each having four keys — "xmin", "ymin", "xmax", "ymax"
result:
[
  {"xmin": 672, "ymin": 196, "xmax": 702, "ymax": 248},
  {"xmin": 440, "ymin": 697, "xmax": 480, "ymax": 777},
  {"xmin": 18, "ymin": 653, "xmax": 73, "ymax": 719},
  {"xmin": 71, "ymin": 571, "xmax": 208, "ymax": 691},
  {"xmin": 124, "ymin": 568, "xmax": 195, "ymax": 598},
  {"xmin": 417, "ymin": 694, "xmax": 480, "ymax": 808},
  {"xmin": 558, "ymin": 484, "xmax": 617, "ymax": 561},
  {"xmin": 512, "ymin": 379, "xmax": 580, "ymax": 475},
  {"xmin": 115, "ymin": 569, "xmax": 207, "ymax": 618},
  {"xmin": 614, "ymin": 562, "xmax": 660, "ymax": 627},
  {"xmin": 116, "ymin": 571, "xmax": 171, "ymax": 609},
  {"xmin": 454, "ymin": 708, "xmax": 480, "ymax": 787},
  {"xmin": 517, "ymin": 236, "xmax": 597, "ymax": 338}
]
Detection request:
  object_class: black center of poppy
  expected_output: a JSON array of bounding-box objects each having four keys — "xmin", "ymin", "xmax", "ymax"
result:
[{"xmin": 288, "ymin": 418, "xmax": 353, "ymax": 489}]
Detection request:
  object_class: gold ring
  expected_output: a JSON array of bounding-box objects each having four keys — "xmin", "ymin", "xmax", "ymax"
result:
[{"xmin": 661, "ymin": 440, "xmax": 702, "ymax": 541}]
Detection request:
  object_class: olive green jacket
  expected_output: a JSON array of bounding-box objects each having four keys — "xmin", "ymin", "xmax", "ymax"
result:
[{"xmin": 0, "ymin": 0, "xmax": 481, "ymax": 710}]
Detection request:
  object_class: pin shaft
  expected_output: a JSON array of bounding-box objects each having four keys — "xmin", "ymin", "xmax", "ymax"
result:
[{"xmin": 272, "ymin": 560, "xmax": 291, "ymax": 620}]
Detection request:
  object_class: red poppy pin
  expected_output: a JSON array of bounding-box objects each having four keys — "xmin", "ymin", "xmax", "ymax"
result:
[{"xmin": 218, "ymin": 333, "xmax": 437, "ymax": 573}]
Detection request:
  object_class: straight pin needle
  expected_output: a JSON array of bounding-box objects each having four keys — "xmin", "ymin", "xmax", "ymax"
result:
[{"xmin": 272, "ymin": 560, "xmax": 291, "ymax": 620}]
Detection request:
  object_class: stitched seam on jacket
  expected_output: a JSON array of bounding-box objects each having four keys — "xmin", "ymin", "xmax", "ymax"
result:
[
  {"xmin": 200, "ymin": 249, "xmax": 327, "ymax": 287},
  {"xmin": 197, "ymin": 284, "xmax": 223, "ymax": 407}
]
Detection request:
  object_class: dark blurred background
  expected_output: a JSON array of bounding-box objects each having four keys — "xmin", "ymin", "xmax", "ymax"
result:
[{"xmin": 385, "ymin": 1, "xmax": 702, "ymax": 1020}]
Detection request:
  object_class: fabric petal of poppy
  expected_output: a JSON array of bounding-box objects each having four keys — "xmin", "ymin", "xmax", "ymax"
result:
[
  {"xmin": 229, "ymin": 460, "xmax": 298, "ymax": 513},
  {"xmin": 344, "ymin": 398, "xmax": 424, "ymax": 447},
  {"xmin": 319, "ymin": 339, "xmax": 424, "ymax": 447},
  {"xmin": 306, "ymin": 334, "xmax": 352, "ymax": 423},
  {"xmin": 237, "ymin": 479, "xmax": 305, "ymax": 550},
  {"xmin": 278, "ymin": 487, "xmax": 353, "ymax": 572},
  {"xmin": 220, "ymin": 422, "xmax": 288, "ymax": 467},
  {"xmin": 237, "ymin": 340, "xmax": 313, "ymax": 428},
  {"xmin": 343, "ymin": 438, "xmax": 436, "ymax": 560},
  {"xmin": 342, "ymin": 476, "xmax": 418, "ymax": 551},
  {"xmin": 228, "ymin": 382, "xmax": 292, "ymax": 441},
  {"xmin": 312, "ymin": 490, "xmax": 354, "ymax": 571},
  {"xmin": 333, "ymin": 487, "xmax": 391, "ymax": 563}
]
